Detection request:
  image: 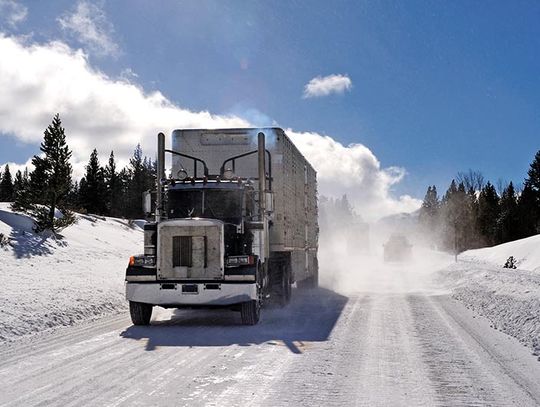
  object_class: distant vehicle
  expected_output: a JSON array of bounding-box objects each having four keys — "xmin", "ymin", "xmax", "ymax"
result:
[
  {"xmin": 383, "ymin": 234, "xmax": 412, "ymax": 262},
  {"xmin": 125, "ymin": 128, "xmax": 318, "ymax": 326}
]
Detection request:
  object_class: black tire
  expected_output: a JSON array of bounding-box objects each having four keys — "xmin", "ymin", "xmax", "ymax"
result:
[
  {"xmin": 278, "ymin": 266, "xmax": 292, "ymax": 307},
  {"xmin": 129, "ymin": 301, "xmax": 153, "ymax": 325},
  {"xmin": 269, "ymin": 259, "xmax": 291, "ymax": 307},
  {"xmin": 241, "ymin": 300, "xmax": 260, "ymax": 325}
]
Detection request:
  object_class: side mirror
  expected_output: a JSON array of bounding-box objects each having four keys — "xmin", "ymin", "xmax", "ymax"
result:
[{"xmin": 142, "ymin": 190, "xmax": 152, "ymax": 215}]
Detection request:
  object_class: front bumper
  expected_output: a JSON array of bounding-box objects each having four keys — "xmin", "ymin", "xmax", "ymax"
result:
[{"xmin": 125, "ymin": 282, "xmax": 257, "ymax": 306}]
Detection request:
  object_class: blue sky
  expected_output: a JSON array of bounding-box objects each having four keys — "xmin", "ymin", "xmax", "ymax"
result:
[{"xmin": 1, "ymin": 0, "xmax": 539, "ymax": 209}]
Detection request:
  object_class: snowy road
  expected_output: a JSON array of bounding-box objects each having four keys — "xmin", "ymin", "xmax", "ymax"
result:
[{"xmin": 2, "ymin": 287, "xmax": 540, "ymax": 407}]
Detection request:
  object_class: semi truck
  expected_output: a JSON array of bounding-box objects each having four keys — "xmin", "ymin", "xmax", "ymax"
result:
[{"xmin": 125, "ymin": 128, "xmax": 318, "ymax": 325}]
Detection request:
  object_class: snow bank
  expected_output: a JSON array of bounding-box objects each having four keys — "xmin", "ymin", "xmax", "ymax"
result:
[
  {"xmin": 460, "ymin": 234, "xmax": 540, "ymax": 273},
  {"xmin": 438, "ymin": 235, "xmax": 540, "ymax": 358},
  {"xmin": 0, "ymin": 203, "xmax": 143, "ymax": 342}
]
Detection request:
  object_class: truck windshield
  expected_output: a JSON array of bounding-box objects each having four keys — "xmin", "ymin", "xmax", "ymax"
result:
[{"xmin": 167, "ymin": 189, "xmax": 243, "ymax": 223}]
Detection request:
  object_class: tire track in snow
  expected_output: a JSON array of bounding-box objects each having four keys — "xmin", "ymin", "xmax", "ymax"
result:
[
  {"xmin": 253, "ymin": 295, "xmax": 371, "ymax": 406},
  {"xmin": 409, "ymin": 295, "xmax": 540, "ymax": 406},
  {"xmin": 354, "ymin": 294, "xmax": 437, "ymax": 406}
]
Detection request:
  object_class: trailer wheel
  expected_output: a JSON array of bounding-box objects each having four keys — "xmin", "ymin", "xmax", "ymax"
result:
[
  {"xmin": 129, "ymin": 301, "xmax": 153, "ymax": 326},
  {"xmin": 269, "ymin": 259, "xmax": 291, "ymax": 307},
  {"xmin": 278, "ymin": 266, "xmax": 292, "ymax": 307},
  {"xmin": 241, "ymin": 300, "xmax": 260, "ymax": 325}
]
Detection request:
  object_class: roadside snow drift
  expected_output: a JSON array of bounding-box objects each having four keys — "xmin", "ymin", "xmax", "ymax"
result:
[
  {"xmin": 438, "ymin": 234, "xmax": 540, "ymax": 357},
  {"xmin": 459, "ymin": 234, "xmax": 540, "ymax": 273},
  {"xmin": 0, "ymin": 203, "xmax": 142, "ymax": 342}
]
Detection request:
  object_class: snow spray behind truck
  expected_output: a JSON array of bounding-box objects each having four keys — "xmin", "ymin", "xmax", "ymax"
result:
[{"xmin": 125, "ymin": 128, "xmax": 318, "ymax": 325}]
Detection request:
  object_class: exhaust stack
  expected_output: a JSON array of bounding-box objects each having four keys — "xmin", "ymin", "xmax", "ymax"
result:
[
  {"xmin": 156, "ymin": 132, "xmax": 165, "ymax": 222},
  {"xmin": 258, "ymin": 132, "xmax": 266, "ymax": 218}
]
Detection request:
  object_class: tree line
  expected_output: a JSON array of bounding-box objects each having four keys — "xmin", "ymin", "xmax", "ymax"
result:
[
  {"xmin": 0, "ymin": 114, "xmax": 156, "ymax": 232},
  {"xmin": 419, "ymin": 156, "xmax": 540, "ymax": 252}
]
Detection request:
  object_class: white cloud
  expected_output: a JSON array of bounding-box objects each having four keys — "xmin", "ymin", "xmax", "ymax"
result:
[
  {"xmin": 1, "ymin": 156, "xmax": 34, "ymax": 178},
  {"xmin": 57, "ymin": 1, "xmax": 119, "ymax": 57},
  {"xmin": 0, "ymin": 0, "xmax": 27, "ymax": 28},
  {"xmin": 303, "ymin": 74, "xmax": 352, "ymax": 98},
  {"xmin": 0, "ymin": 34, "xmax": 248, "ymax": 177},
  {"xmin": 288, "ymin": 130, "xmax": 421, "ymax": 219},
  {"xmin": 0, "ymin": 35, "xmax": 419, "ymax": 220}
]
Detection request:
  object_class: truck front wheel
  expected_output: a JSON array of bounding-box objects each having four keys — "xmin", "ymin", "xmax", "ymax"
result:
[
  {"xmin": 129, "ymin": 301, "xmax": 153, "ymax": 325},
  {"xmin": 241, "ymin": 300, "xmax": 260, "ymax": 325}
]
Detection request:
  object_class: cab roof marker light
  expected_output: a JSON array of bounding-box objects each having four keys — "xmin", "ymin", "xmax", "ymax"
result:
[
  {"xmin": 177, "ymin": 168, "xmax": 188, "ymax": 181},
  {"xmin": 223, "ymin": 168, "xmax": 235, "ymax": 180}
]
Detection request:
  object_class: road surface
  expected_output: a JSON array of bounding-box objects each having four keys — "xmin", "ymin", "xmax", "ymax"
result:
[{"xmin": 2, "ymin": 271, "xmax": 540, "ymax": 406}]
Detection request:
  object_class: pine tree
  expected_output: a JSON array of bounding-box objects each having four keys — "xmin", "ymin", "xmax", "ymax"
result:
[
  {"xmin": 125, "ymin": 145, "xmax": 143, "ymax": 218},
  {"xmin": 124, "ymin": 145, "xmax": 156, "ymax": 218},
  {"xmin": 464, "ymin": 185, "xmax": 480, "ymax": 248},
  {"xmin": 527, "ymin": 150, "xmax": 540, "ymax": 192},
  {"xmin": 420, "ymin": 186, "xmax": 439, "ymax": 220},
  {"xmin": 12, "ymin": 168, "xmax": 31, "ymax": 211},
  {"xmin": 79, "ymin": 149, "xmax": 107, "ymax": 215},
  {"xmin": 497, "ymin": 182, "xmax": 519, "ymax": 243},
  {"xmin": 524, "ymin": 150, "xmax": 540, "ymax": 233},
  {"xmin": 0, "ymin": 164, "xmax": 14, "ymax": 201},
  {"xmin": 28, "ymin": 156, "xmax": 49, "ymax": 205},
  {"xmin": 477, "ymin": 182, "xmax": 499, "ymax": 246},
  {"xmin": 441, "ymin": 180, "xmax": 458, "ymax": 252},
  {"xmin": 105, "ymin": 151, "xmax": 121, "ymax": 216},
  {"xmin": 65, "ymin": 180, "xmax": 80, "ymax": 210},
  {"xmin": 117, "ymin": 167, "xmax": 131, "ymax": 217},
  {"xmin": 456, "ymin": 182, "xmax": 475, "ymax": 251},
  {"xmin": 419, "ymin": 185, "xmax": 441, "ymax": 245},
  {"xmin": 12, "ymin": 114, "xmax": 75, "ymax": 232},
  {"xmin": 440, "ymin": 181, "xmax": 476, "ymax": 253},
  {"xmin": 13, "ymin": 170, "xmax": 23, "ymax": 196},
  {"xmin": 517, "ymin": 182, "xmax": 537, "ymax": 238}
]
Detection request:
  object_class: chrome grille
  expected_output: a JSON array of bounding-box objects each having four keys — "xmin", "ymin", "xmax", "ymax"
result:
[{"xmin": 172, "ymin": 236, "xmax": 192, "ymax": 267}]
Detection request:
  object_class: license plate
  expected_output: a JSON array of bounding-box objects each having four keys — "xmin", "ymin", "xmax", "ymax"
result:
[{"xmin": 182, "ymin": 284, "xmax": 199, "ymax": 294}]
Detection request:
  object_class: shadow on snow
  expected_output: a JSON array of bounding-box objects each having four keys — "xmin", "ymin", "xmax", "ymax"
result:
[
  {"xmin": 120, "ymin": 287, "xmax": 348, "ymax": 354},
  {"xmin": 0, "ymin": 207, "xmax": 71, "ymax": 258}
]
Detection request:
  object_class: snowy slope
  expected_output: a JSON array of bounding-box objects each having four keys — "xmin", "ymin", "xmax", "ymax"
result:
[
  {"xmin": 0, "ymin": 203, "xmax": 143, "ymax": 342},
  {"xmin": 460, "ymin": 234, "xmax": 540, "ymax": 272},
  {"xmin": 438, "ymin": 234, "xmax": 540, "ymax": 356}
]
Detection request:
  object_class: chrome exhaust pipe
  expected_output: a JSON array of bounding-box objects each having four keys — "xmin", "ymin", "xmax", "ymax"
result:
[
  {"xmin": 258, "ymin": 132, "xmax": 266, "ymax": 218},
  {"xmin": 156, "ymin": 132, "xmax": 165, "ymax": 222}
]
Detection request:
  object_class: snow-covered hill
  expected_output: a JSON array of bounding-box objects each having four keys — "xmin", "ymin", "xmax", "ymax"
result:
[
  {"xmin": 460, "ymin": 234, "xmax": 540, "ymax": 273},
  {"xmin": 438, "ymin": 234, "xmax": 540, "ymax": 357},
  {"xmin": 0, "ymin": 203, "xmax": 143, "ymax": 342}
]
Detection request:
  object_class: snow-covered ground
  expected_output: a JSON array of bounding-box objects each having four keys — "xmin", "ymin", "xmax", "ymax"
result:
[
  {"xmin": 0, "ymin": 203, "xmax": 143, "ymax": 342},
  {"xmin": 460, "ymin": 234, "xmax": 540, "ymax": 272},
  {"xmin": 2, "ymin": 268, "xmax": 540, "ymax": 405},
  {"xmin": 438, "ymin": 235, "xmax": 540, "ymax": 357},
  {"xmin": 2, "ymin": 207, "xmax": 540, "ymax": 405}
]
